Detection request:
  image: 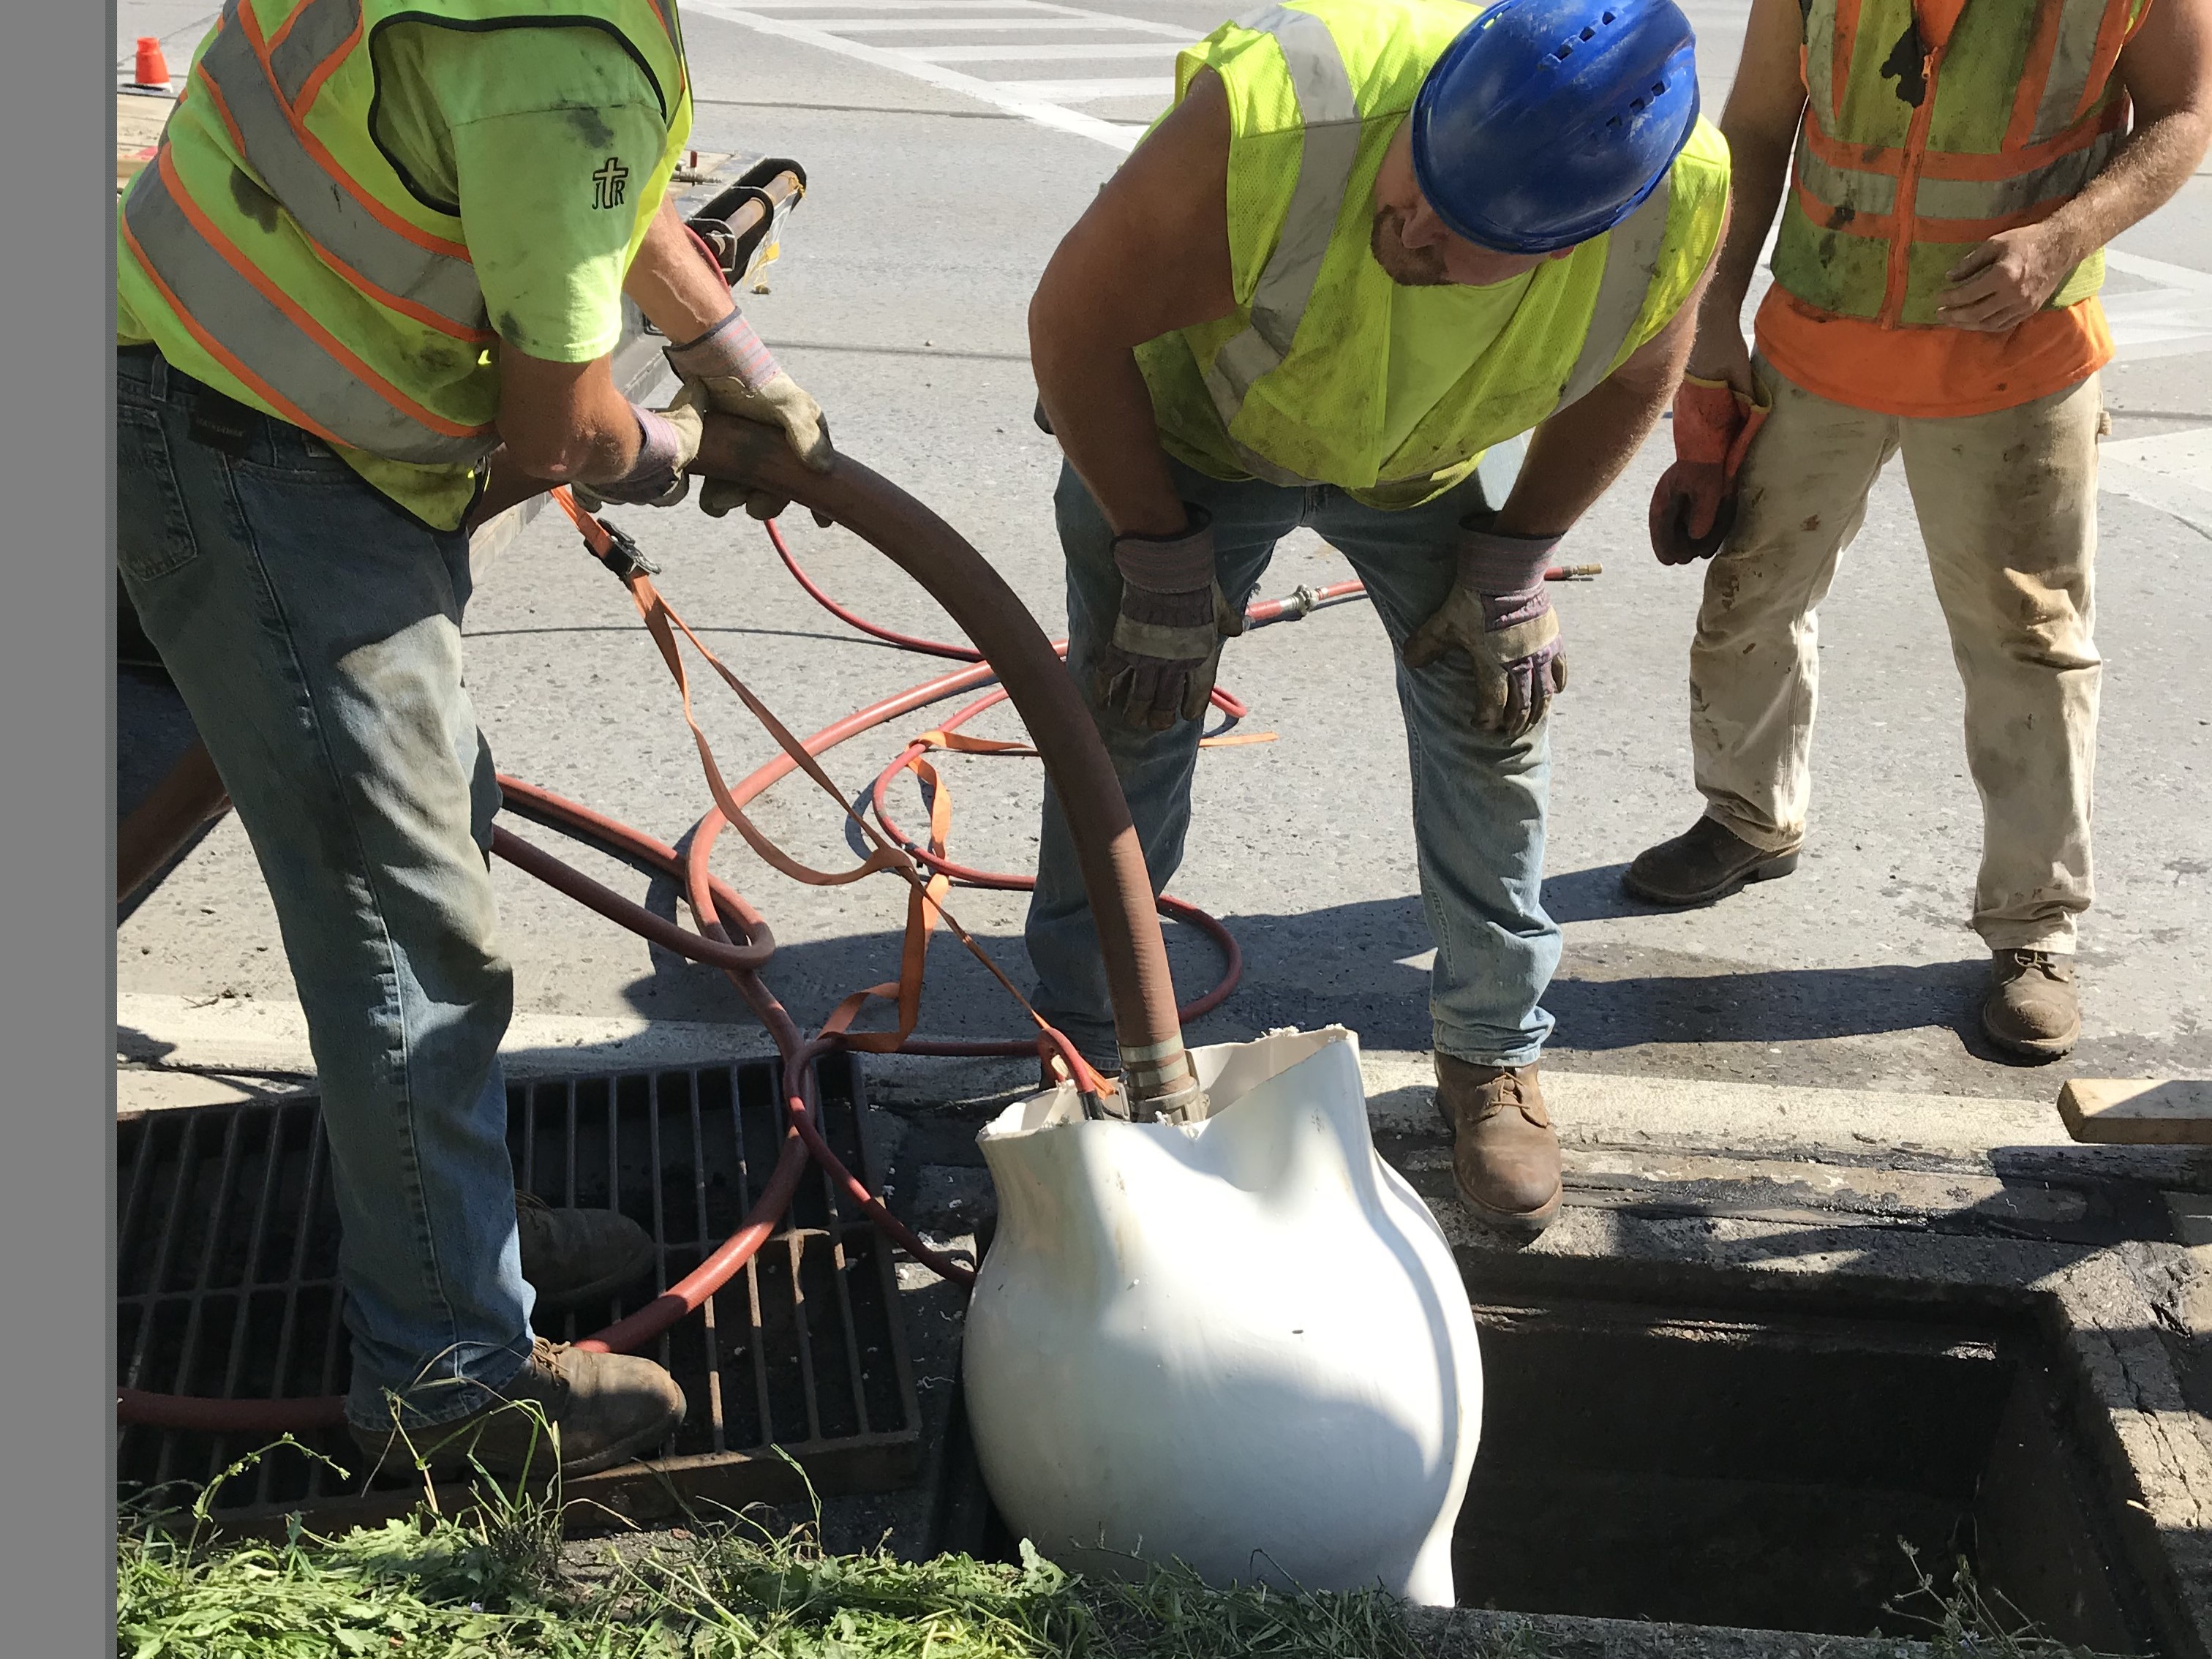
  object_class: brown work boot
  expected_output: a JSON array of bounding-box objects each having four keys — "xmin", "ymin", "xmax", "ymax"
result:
[
  {"xmin": 516, "ymin": 1191, "xmax": 657, "ymax": 1314},
  {"xmin": 350, "ymin": 1338, "xmax": 685, "ymax": 1481},
  {"xmin": 1623, "ymin": 816, "xmax": 1801, "ymax": 906},
  {"xmin": 1982, "ymin": 949, "xmax": 2080, "ymax": 1061},
  {"xmin": 1434, "ymin": 1053, "xmax": 1562, "ymax": 1236}
]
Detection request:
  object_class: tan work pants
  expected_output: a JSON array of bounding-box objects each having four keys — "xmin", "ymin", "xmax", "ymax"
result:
[{"xmin": 1688, "ymin": 360, "xmax": 2101, "ymax": 952}]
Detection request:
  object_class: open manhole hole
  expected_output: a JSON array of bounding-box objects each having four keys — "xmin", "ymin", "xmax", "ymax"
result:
[
  {"xmin": 934, "ymin": 1260, "xmax": 2158, "ymax": 1653},
  {"xmin": 116, "ymin": 1053, "xmax": 922, "ymax": 1531}
]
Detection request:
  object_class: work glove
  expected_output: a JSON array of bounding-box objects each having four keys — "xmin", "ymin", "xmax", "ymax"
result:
[
  {"xmin": 1401, "ymin": 520, "xmax": 1568, "ymax": 740},
  {"xmin": 1647, "ymin": 375, "xmax": 1770, "ymax": 565},
  {"xmin": 663, "ymin": 307, "xmax": 835, "ymax": 524},
  {"xmin": 571, "ymin": 383, "xmax": 704, "ymax": 510},
  {"xmin": 1092, "ymin": 508, "xmax": 1244, "ymax": 731}
]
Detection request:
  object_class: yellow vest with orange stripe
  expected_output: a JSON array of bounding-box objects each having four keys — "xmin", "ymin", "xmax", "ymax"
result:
[
  {"xmin": 1772, "ymin": 0, "xmax": 2145, "ymax": 328},
  {"xmin": 118, "ymin": 0, "xmax": 691, "ymax": 469}
]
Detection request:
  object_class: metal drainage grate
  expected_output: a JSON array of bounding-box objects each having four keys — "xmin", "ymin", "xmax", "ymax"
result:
[{"xmin": 117, "ymin": 1052, "xmax": 922, "ymax": 1531}]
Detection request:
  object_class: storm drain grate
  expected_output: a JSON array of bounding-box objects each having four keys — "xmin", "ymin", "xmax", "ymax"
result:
[{"xmin": 116, "ymin": 1052, "xmax": 922, "ymax": 1530}]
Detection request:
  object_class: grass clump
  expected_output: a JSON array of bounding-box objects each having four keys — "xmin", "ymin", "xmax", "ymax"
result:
[{"xmin": 117, "ymin": 1448, "xmax": 2127, "ymax": 1659}]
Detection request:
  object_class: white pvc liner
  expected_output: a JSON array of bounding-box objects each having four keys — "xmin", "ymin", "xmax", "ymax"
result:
[{"xmin": 962, "ymin": 1026, "xmax": 1482, "ymax": 1605}]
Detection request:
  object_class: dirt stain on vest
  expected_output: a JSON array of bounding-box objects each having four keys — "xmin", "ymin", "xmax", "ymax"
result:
[
  {"xmin": 229, "ymin": 167, "xmax": 282, "ymax": 233},
  {"xmin": 1878, "ymin": 22, "xmax": 1928, "ymax": 108},
  {"xmin": 566, "ymin": 107, "xmax": 616, "ymax": 149}
]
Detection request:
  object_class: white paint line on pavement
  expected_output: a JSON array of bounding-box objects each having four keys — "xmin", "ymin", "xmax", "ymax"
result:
[
  {"xmin": 683, "ymin": 0, "xmax": 1144, "ymax": 148},
  {"xmin": 789, "ymin": 15, "xmax": 1190, "ymax": 32},
  {"xmin": 116, "ymin": 991, "xmax": 2070, "ymax": 1158},
  {"xmin": 1355, "ymin": 1049, "xmax": 2074, "ymax": 1156},
  {"xmin": 736, "ymin": 1, "xmax": 1077, "ymax": 10},
  {"xmin": 118, "ymin": 992, "xmax": 777, "ymax": 1078},
  {"xmin": 2099, "ymin": 426, "xmax": 2212, "ymax": 537},
  {"xmin": 2107, "ymin": 248, "xmax": 2212, "ymax": 297},
  {"xmin": 993, "ymin": 76, "xmax": 1174, "ymax": 101},
  {"xmin": 908, "ymin": 42, "xmax": 1174, "ymax": 61}
]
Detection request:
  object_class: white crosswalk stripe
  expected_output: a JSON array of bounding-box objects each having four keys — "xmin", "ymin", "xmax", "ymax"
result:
[
  {"xmin": 683, "ymin": 0, "xmax": 1185, "ymax": 147},
  {"xmin": 682, "ymin": 0, "xmax": 2212, "ymax": 363}
]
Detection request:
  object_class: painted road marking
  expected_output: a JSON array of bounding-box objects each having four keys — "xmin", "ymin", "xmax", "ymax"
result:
[
  {"xmin": 688, "ymin": 0, "xmax": 2212, "ymax": 389},
  {"xmin": 908, "ymin": 42, "xmax": 1175, "ymax": 60}
]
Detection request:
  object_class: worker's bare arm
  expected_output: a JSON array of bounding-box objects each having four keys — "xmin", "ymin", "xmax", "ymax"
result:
[
  {"xmin": 1030, "ymin": 71, "xmax": 1238, "ymax": 538},
  {"xmin": 1937, "ymin": 0, "xmax": 2212, "ymax": 331},
  {"xmin": 1495, "ymin": 230, "xmax": 1720, "ymax": 540},
  {"xmin": 1686, "ymin": 0, "xmax": 1807, "ymax": 392},
  {"xmin": 625, "ymin": 198, "xmax": 741, "ymax": 345},
  {"xmin": 494, "ymin": 347, "xmax": 643, "ymax": 486}
]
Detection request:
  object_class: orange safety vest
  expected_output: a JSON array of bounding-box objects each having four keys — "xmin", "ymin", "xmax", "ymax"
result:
[{"xmin": 1771, "ymin": 0, "xmax": 2148, "ymax": 330}]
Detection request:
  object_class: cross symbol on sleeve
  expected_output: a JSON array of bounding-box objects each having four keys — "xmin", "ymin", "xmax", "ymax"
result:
[{"xmin": 592, "ymin": 157, "xmax": 630, "ymax": 211}]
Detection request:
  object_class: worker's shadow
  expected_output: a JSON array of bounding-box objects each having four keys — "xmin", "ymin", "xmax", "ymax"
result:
[{"xmin": 612, "ymin": 859, "xmax": 2024, "ymax": 1064}]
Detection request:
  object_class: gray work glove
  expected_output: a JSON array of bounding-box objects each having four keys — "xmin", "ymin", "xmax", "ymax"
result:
[
  {"xmin": 663, "ymin": 308, "xmax": 833, "ymax": 524},
  {"xmin": 1401, "ymin": 519, "xmax": 1568, "ymax": 739},
  {"xmin": 1092, "ymin": 508, "xmax": 1244, "ymax": 731},
  {"xmin": 572, "ymin": 383, "xmax": 704, "ymax": 510}
]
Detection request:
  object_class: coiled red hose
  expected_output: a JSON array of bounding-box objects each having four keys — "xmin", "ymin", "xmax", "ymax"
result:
[{"xmin": 112, "ymin": 422, "xmax": 1440, "ymax": 1436}]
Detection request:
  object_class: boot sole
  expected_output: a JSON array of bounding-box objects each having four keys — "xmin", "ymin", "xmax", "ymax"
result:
[{"xmin": 1622, "ymin": 847, "xmax": 1801, "ymax": 908}]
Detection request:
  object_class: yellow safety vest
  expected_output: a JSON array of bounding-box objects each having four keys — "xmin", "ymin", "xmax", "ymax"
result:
[
  {"xmin": 1136, "ymin": 0, "xmax": 1730, "ymax": 508},
  {"xmin": 118, "ymin": 0, "xmax": 691, "ymax": 467},
  {"xmin": 1773, "ymin": 0, "xmax": 2145, "ymax": 328}
]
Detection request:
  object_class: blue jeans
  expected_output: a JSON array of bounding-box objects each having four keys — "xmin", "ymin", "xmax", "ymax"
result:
[
  {"xmin": 116, "ymin": 349, "xmax": 533, "ymax": 1431},
  {"xmin": 1026, "ymin": 456, "xmax": 1560, "ymax": 1072}
]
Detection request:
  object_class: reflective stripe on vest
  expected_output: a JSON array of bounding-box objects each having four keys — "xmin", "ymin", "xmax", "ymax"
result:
[
  {"xmin": 1196, "ymin": 1, "xmax": 1677, "ymax": 486},
  {"xmin": 121, "ymin": 148, "xmax": 496, "ymax": 463},
  {"xmin": 2034, "ymin": 0, "xmax": 2114, "ymax": 144},
  {"xmin": 196, "ymin": 0, "xmax": 488, "ymax": 334},
  {"xmin": 1198, "ymin": 4, "xmax": 1362, "ymax": 485},
  {"xmin": 1554, "ymin": 173, "xmax": 1672, "ymax": 410}
]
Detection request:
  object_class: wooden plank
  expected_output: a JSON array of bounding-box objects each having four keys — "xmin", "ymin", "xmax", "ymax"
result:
[
  {"xmin": 117, "ymin": 92, "xmax": 170, "ymax": 190},
  {"xmin": 2058, "ymin": 1077, "xmax": 2212, "ymax": 1146}
]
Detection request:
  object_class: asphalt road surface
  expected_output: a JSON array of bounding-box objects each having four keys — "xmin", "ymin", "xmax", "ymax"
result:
[{"xmin": 117, "ymin": 2, "xmax": 2212, "ymax": 1107}]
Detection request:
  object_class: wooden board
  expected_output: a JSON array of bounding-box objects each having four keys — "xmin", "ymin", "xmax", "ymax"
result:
[
  {"xmin": 117, "ymin": 92, "xmax": 171, "ymax": 190},
  {"xmin": 2058, "ymin": 1077, "xmax": 2212, "ymax": 1146}
]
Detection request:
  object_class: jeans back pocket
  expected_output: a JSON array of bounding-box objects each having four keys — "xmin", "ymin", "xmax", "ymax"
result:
[{"xmin": 116, "ymin": 403, "xmax": 202, "ymax": 585}]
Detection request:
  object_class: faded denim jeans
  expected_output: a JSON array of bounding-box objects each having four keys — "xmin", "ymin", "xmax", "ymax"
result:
[
  {"xmin": 1026, "ymin": 454, "xmax": 1560, "ymax": 1072},
  {"xmin": 116, "ymin": 347, "xmax": 534, "ymax": 1431}
]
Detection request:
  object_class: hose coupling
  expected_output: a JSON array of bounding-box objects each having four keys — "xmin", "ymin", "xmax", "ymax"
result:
[
  {"xmin": 1290, "ymin": 584, "xmax": 1320, "ymax": 618},
  {"xmin": 595, "ymin": 522, "xmax": 662, "ymax": 582}
]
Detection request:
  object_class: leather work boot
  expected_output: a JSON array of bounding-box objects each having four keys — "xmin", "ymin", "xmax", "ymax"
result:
[
  {"xmin": 1623, "ymin": 817, "xmax": 1801, "ymax": 906},
  {"xmin": 1434, "ymin": 1053, "xmax": 1562, "ymax": 1236},
  {"xmin": 1982, "ymin": 949, "xmax": 2080, "ymax": 1061},
  {"xmin": 516, "ymin": 1190, "xmax": 656, "ymax": 1314},
  {"xmin": 350, "ymin": 1337, "xmax": 686, "ymax": 1481}
]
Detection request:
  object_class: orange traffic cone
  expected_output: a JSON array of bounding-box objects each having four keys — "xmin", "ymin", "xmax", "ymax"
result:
[{"xmin": 132, "ymin": 37, "xmax": 172, "ymax": 91}]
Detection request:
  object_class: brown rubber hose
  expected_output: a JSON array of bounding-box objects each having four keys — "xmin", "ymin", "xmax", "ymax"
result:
[
  {"xmin": 691, "ymin": 415, "xmax": 1196, "ymax": 1112},
  {"xmin": 117, "ymin": 740, "xmax": 229, "ymax": 904}
]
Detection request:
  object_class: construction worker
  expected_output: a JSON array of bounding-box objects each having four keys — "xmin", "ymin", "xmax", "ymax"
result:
[
  {"xmin": 1023, "ymin": 0, "xmax": 1728, "ymax": 1235},
  {"xmin": 1633, "ymin": 0, "xmax": 2212, "ymax": 1061},
  {"xmin": 114, "ymin": 0, "xmax": 829, "ymax": 1472}
]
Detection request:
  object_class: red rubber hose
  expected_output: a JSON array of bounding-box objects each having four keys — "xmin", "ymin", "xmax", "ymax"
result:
[{"xmin": 116, "ymin": 424, "xmax": 1445, "ymax": 1435}]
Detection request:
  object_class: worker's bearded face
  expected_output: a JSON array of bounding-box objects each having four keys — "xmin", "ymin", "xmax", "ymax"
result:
[
  {"xmin": 1371, "ymin": 125, "xmax": 1569, "ymax": 289},
  {"xmin": 1370, "ymin": 207, "xmax": 1453, "ymax": 286}
]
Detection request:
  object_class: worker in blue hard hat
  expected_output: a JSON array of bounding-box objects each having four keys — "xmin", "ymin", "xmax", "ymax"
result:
[{"xmin": 1021, "ymin": 0, "xmax": 1730, "ymax": 1234}]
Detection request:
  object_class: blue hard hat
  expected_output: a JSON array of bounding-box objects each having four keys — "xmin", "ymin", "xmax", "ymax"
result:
[{"xmin": 1410, "ymin": 0, "xmax": 1701, "ymax": 255}]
